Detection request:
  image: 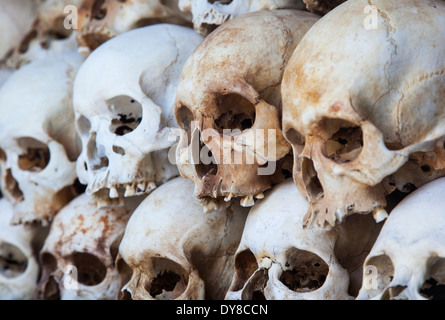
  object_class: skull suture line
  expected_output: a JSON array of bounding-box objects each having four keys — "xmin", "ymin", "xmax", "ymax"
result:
[
  {"xmin": 175, "ymin": 9, "xmax": 320, "ymax": 210},
  {"xmin": 282, "ymin": 0, "xmax": 445, "ymax": 228},
  {"xmin": 73, "ymin": 24, "xmax": 203, "ymax": 206}
]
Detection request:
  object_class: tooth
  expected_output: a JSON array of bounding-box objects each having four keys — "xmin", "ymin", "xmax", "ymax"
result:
[
  {"xmin": 124, "ymin": 184, "xmax": 136, "ymax": 197},
  {"xmin": 240, "ymin": 195, "xmax": 255, "ymax": 208},
  {"xmin": 203, "ymin": 199, "xmax": 218, "ymax": 213},
  {"xmin": 373, "ymin": 208, "xmax": 389, "ymax": 223},
  {"xmin": 146, "ymin": 182, "xmax": 157, "ymax": 193},
  {"xmin": 136, "ymin": 182, "xmax": 146, "ymax": 195},
  {"xmin": 255, "ymin": 192, "xmax": 265, "ymax": 200},
  {"xmin": 109, "ymin": 187, "xmax": 119, "ymax": 199},
  {"xmin": 224, "ymin": 193, "xmax": 234, "ymax": 202}
]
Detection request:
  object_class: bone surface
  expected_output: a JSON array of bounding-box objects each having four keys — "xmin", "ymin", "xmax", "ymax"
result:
[
  {"xmin": 0, "ymin": 52, "xmax": 84, "ymax": 225},
  {"xmin": 117, "ymin": 177, "xmax": 249, "ymax": 300},
  {"xmin": 175, "ymin": 9, "xmax": 320, "ymax": 208},
  {"xmin": 73, "ymin": 24, "xmax": 203, "ymax": 204},
  {"xmin": 282, "ymin": 0, "xmax": 445, "ymax": 228}
]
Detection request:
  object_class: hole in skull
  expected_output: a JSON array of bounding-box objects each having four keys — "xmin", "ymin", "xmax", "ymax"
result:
[
  {"xmin": 17, "ymin": 137, "xmax": 50, "ymax": 172},
  {"xmin": 301, "ymin": 158, "xmax": 324, "ymax": 200},
  {"xmin": 325, "ymin": 122, "xmax": 363, "ymax": 164},
  {"xmin": 112, "ymin": 146, "xmax": 125, "ymax": 156},
  {"xmin": 42, "ymin": 276, "xmax": 61, "ymax": 300},
  {"xmin": 0, "ymin": 148, "xmax": 6, "ymax": 162},
  {"xmin": 92, "ymin": 0, "xmax": 107, "ymax": 20},
  {"xmin": 279, "ymin": 248, "xmax": 329, "ymax": 293},
  {"xmin": 116, "ymin": 257, "xmax": 133, "ymax": 300},
  {"xmin": 40, "ymin": 252, "xmax": 58, "ymax": 276},
  {"xmin": 420, "ymin": 258, "xmax": 445, "ymax": 300},
  {"xmin": 285, "ymin": 128, "xmax": 305, "ymax": 145},
  {"xmin": 215, "ymin": 94, "xmax": 256, "ymax": 134},
  {"xmin": 70, "ymin": 252, "xmax": 107, "ymax": 286},
  {"xmin": 365, "ymin": 254, "xmax": 395, "ymax": 298},
  {"xmin": 232, "ymin": 250, "xmax": 259, "ymax": 292},
  {"xmin": 46, "ymin": 16, "xmax": 73, "ymax": 40},
  {"xmin": 4, "ymin": 169, "xmax": 24, "ymax": 203},
  {"xmin": 76, "ymin": 115, "xmax": 91, "ymax": 138},
  {"xmin": 145, "ymin": 258, "xmax": 188, "ymax": 300},
  {"xmin": 196, "ymin": 143, "xmax": 218, "ymax": 180},
  {"xmin": 208, "ymin": 0, "xmax": 233, "ymax": 4},
  {"xmin": 175, "ymin": 105, "xmax": 195, "ymax": 146},
  {"xmin": 0, "ymin": 242, "xmax": 28, "ymax": 278},
  {"xmin": 108, "ymin": 96, "xmax": 143, "ymax": 136}
]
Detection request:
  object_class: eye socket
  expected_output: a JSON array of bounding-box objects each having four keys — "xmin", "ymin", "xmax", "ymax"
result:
[
  {"xmin": 70, "ymin": 252, "xmax": 107, "ymax": 286},
  {"xmin": 16, "ymin": 137, "xmax": 50, "ymax": 172},
  {"xmin": 323, "ymin": 119, "xmax": 363, "ymax": 164},
  {"xmin": 279, "ymin": 248, "xmax": 329, "ymax": 293},
  {"xmin": 145, "ymin": 258, "xmax": 189, "ymax": 300},
  {"xmin": 92, "ymin": 0, "xmax": 107, "ymax": 20},
  {"xmin": 215, "ymin": 94, "xmax": 256, "ymax": 134},
  {"xmin": 420, "ymin": 258, "xmax": 445, "ymax": 300},
  {"xmin": 364, "ymin": 254, "xmax": 395, "ymax": 298},
  {"xmin": 107, "ymin": 96, "xmax": 143, "ymax": 136},
  {"xmin": 0, "ymin": 242, "xmax": 28, "ymax": 278}
]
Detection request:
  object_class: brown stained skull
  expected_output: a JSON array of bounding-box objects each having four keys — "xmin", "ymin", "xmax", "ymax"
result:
[
  {"xmin": 76, "ymin": 0, "xmax": 192, "ymax": 53},
  {"xmin": 282, "ymin": 0, "xmax": 445, "ymax": 228},
  {"xmin": 174, "ymin": 9, "xmax": 320, "ymax": 209}
]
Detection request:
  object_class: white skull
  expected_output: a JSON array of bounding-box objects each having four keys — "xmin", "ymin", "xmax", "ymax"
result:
[
  {"xmin": 73, "ymin": 24, "xmax": 203, "ymax": 205},
  {"xmin": 357, "ymin": 177, "xmax": 445, "ymax": 300},
  {"xmin": 5, "ymin": 0, "xmax": 84, "ymax": 69},
  {"xmin": 117, "ymin": 177, "xmax": 249, "ymax": 300},
  {"xmin": 0, "ymin": 52, "xmax": 84, "ymax": 225},
  {"xmin": 174, "ymin": 10, "xmax": 319, "ymax": 210},
  {"xmin": 226, "ymin": 179, "xmax": 382, "ymax": 300},
  {"xmin": 0, "ymin": 198, "xmax": 48, "ymax": 300},
  {"xmin": 0, "ymin": 0, "xmax": 38, "ymax": 63},
  {"xmin": 282, "ymin": 0, "xmax": 445, "ymax": 228},
  {"xmin": 36, "ymin": 193, "xmax": 138, "ymax": 300},
  {"xmin": 77, "ymin": 0, "xmax": 192, "ymax": 53},
  {"xmin": 178, "ymin": 0, "xmax": 307, "ymax": 35}
]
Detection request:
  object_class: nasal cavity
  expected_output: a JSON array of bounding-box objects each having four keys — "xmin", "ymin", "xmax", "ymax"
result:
[
  {"xmin": 301, "ymin": 157, "xmax": 324, "ymax": 201},
  {"xmin": 196, "ymin": 142, "xmax": 218, "ymax": 180},
  {"xmin": 4, "ymin": 169, "xmax": 24, "ymax": 203}
]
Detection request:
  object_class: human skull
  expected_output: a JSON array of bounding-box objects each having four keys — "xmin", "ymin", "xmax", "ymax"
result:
[
  {"xmin": 36, "ymin": 193, "xmax": 138, "ymax": 300},
  {"xmin": 0, "ymin": 0, "xmax": 38, "ymax": 63},
  {"xmin": 226, "ymin": 179, "xmax": 381, "ymax": 300},
  {"xmin": 357, "ymin": 177, "xmax": 445, "ymax": 300},
  {"xmin": 4, "ymin": 0, "xmax": 84, "ymax": 69},
  {"xmin": 175, "ymin": 10, "xmax": 319, "ymax": 209},
  {"xmin": 0, "ymin": 198, "xmax": 48, "ymax": 300},
  {"xmin": 76, "ymin": 0, "xmax": 192, "ymax": 53},
  {"xmin": 74, "ymin": 24, "xmax": 203, "ymax": 206},
  {"xmin": 0, "ymin": 52, "xmax": 84, "ymax": 225},
  {"xmin": 282, "ymin": 0, "xmax": 445, "ymax": 228},
  {"xmin": 117, "ymin": 177, "xmax": 249, "ymax": 300},
  {"xmin": 178, "ymin": 0, "xmax": 307, "ymax": 36}
]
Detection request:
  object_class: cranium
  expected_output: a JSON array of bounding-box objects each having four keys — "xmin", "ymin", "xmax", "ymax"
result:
[
  {"xmin": 226, "ymin": 179, "xmax": 381, "ymax": 300},
  {"xmin": 0, "ymin": 52, "xmax": 84, "ymax": 225},
  {"xmin": 77, "ymin": 0, "xmax": 192, "ymax": 53},
  {"xmin": 73, "ymin": 24, "xmax": 203, "ymax": 205},
  {"xmin": 117, "ymin": 177, "xmax": 249, "ymax": 300},
  {"xmin": 0, "ymin": 0, "xmax": 38, "ymax": 64},
  {"xmin": 175, "ymin": 10, "xmax": 319, "ymax": 210},
  {"xmin": 357, "ymin": 177, "xmax": 445, "ymax": 300},
  {"xmin": 282, "ymin": 0, "xmax": 445, "ymax": 228},
  {"xmin": 4, "ymin": 0, "xmax": 84, "ymax": 69},
  {"xmin": 36, "ymin": 193, "xmax": 138, "ymax": 300},
  {"xmin": 0, "ymin": 198, "xmax": 48, "ymax": 300},
  {"xmin": 178, "ymin": 0, "xmax": 307, "ymax": 36}
]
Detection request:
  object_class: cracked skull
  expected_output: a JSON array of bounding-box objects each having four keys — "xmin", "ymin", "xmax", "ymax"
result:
[
  {"xmin": 226, "ymin": 179, "xmax": 381, "ymax": 300},
  {"xmin": 178, "ymin": 0, "xmax": 307, "ymax": 36},
  {"xmin": 36, "ymin": 193, "xmax": 137, "ymax": 300},
  {"xmin": 282, "ymin": 0, "xmax": 445, "ymax": 228},
  {"xmin": 0, "ymin": 52, "xmax": 84, "ymax": 225},
  {"xmin": 357, "ymin": 177, "xmax": 445, "ymax": 300},
  {"xmin": 116, "ymin": 177, "xmax": 249, "ymax": 300},
  {"xmin": 73, "ymin": 24, "xmax": 203, "ymax": 205},
  {"xmin": 175, "ymin": 9, "xmax": 320, "ymax": 209},
  {"xmin": 76, "ymin": 0, "xmax": 192, "ymax": 53},
  {"xmin": 0, "ymin": 198, "xmax": 48, "ymax": 300}
]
